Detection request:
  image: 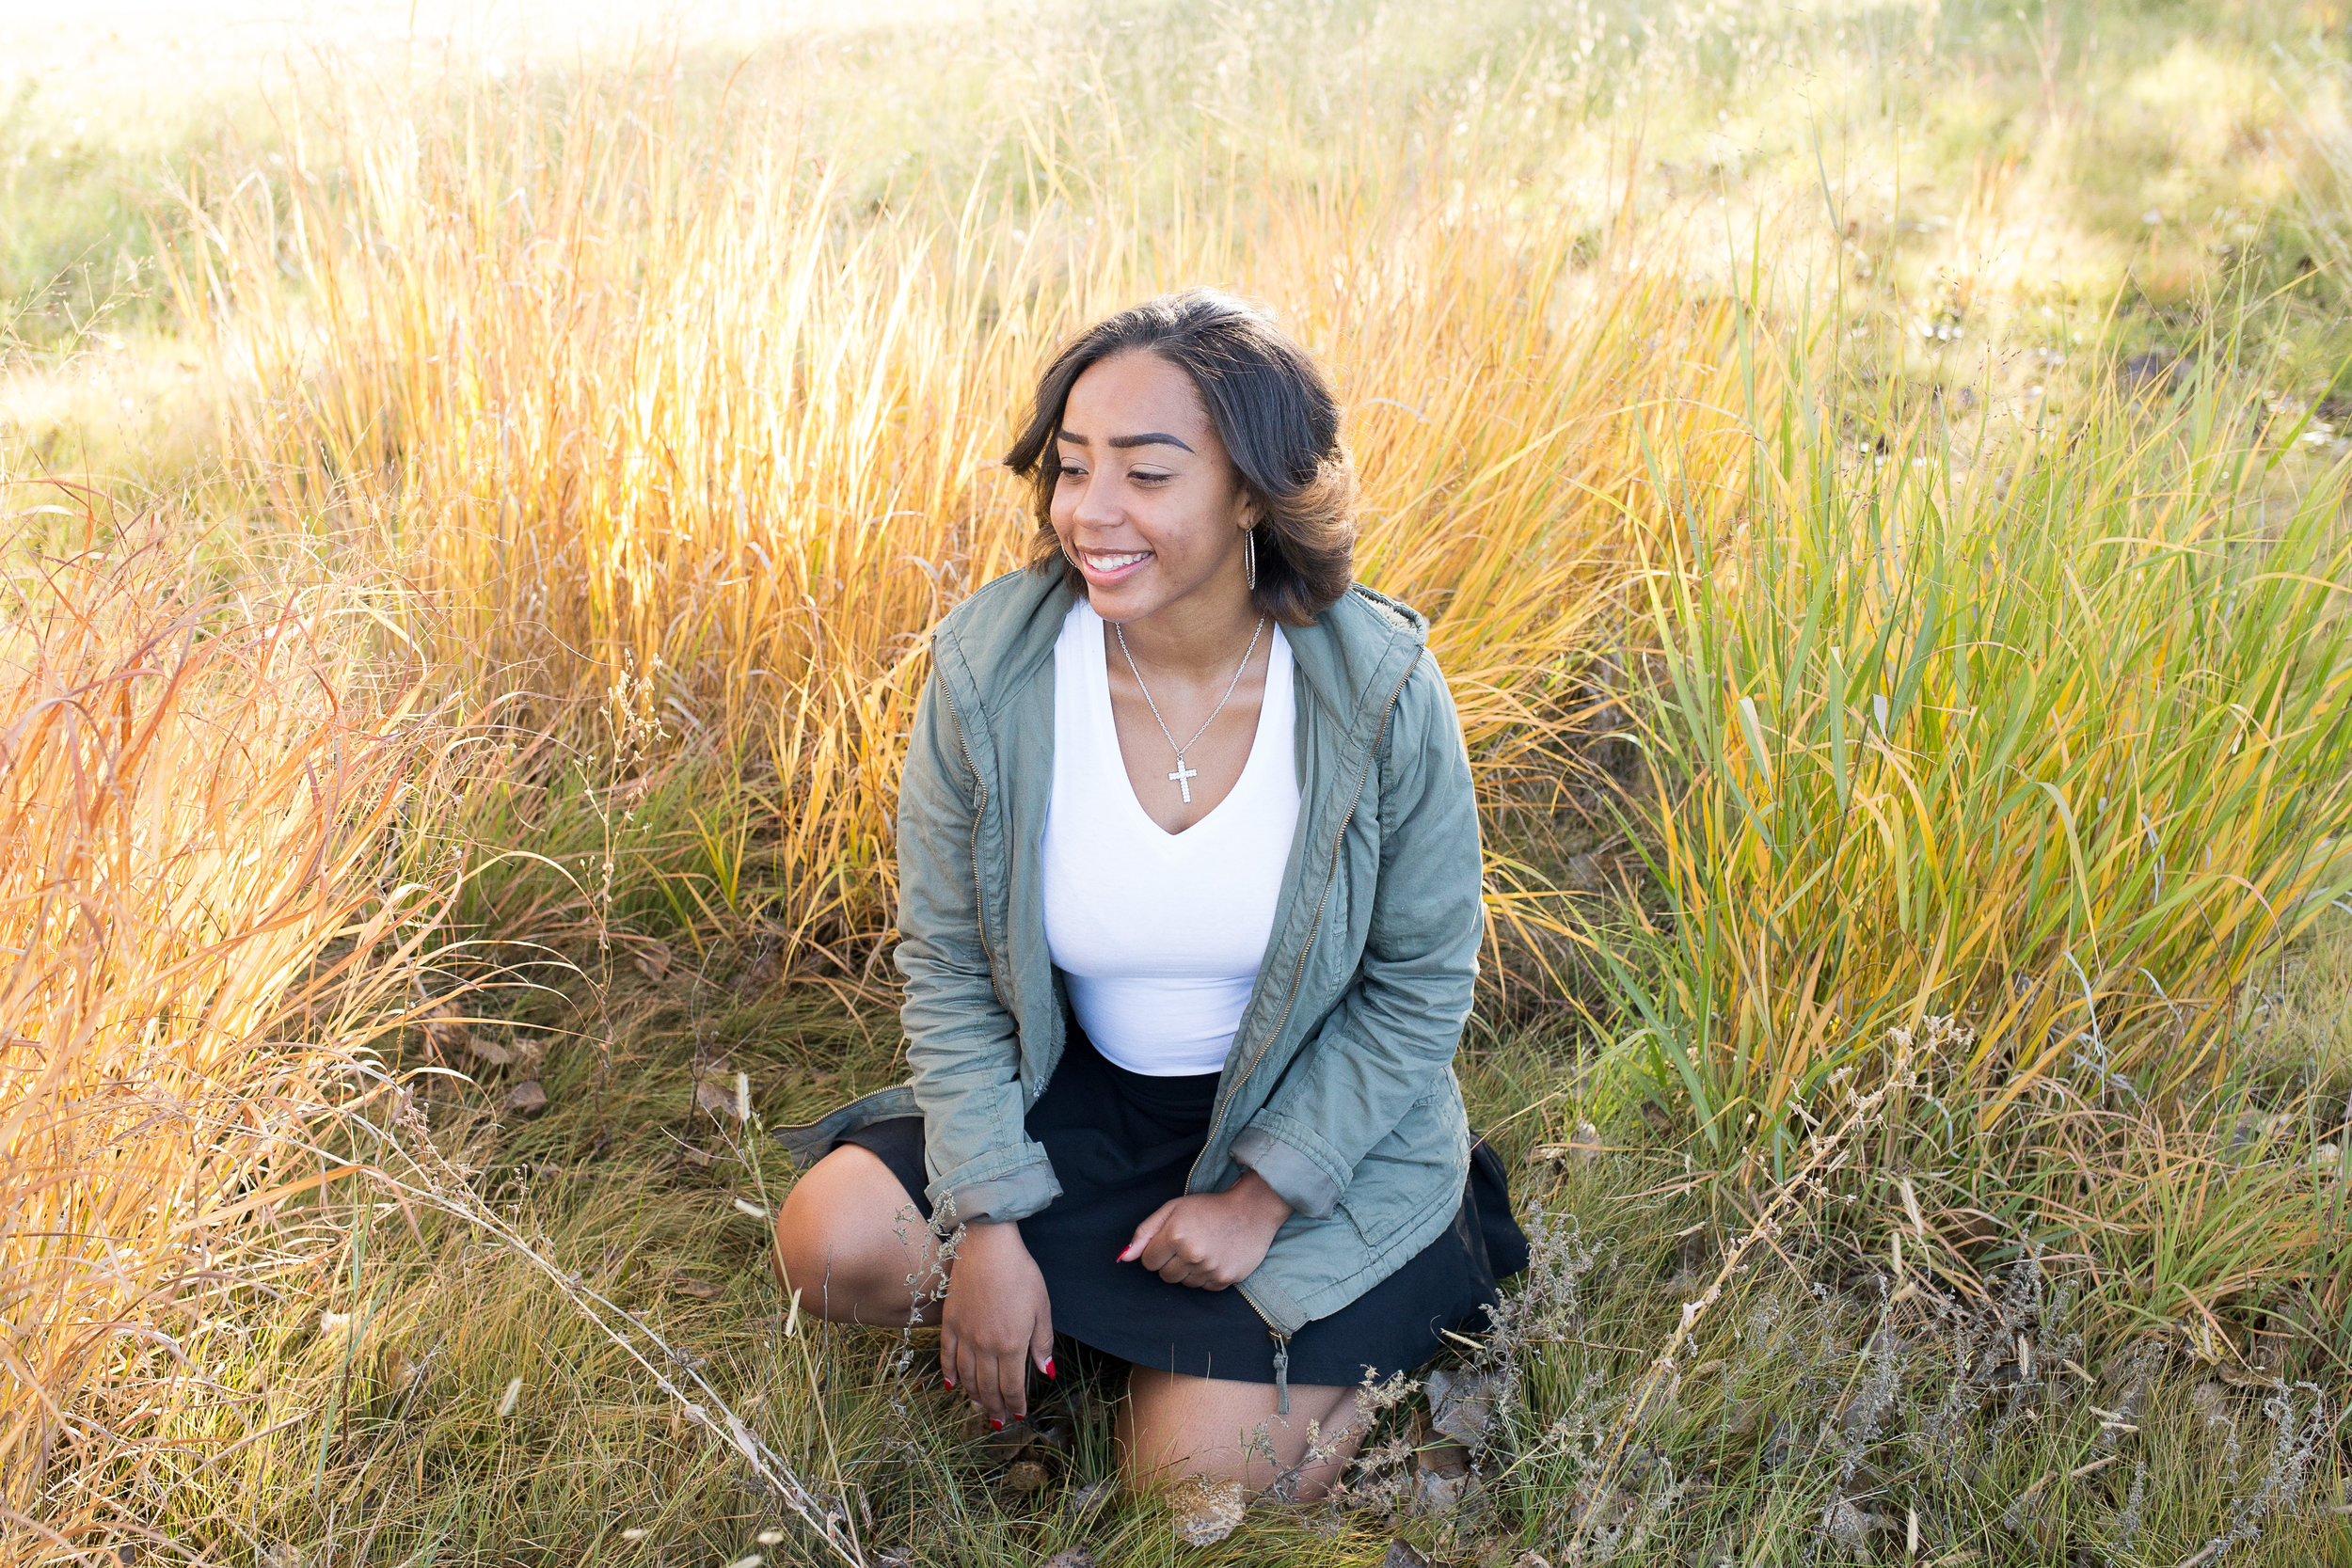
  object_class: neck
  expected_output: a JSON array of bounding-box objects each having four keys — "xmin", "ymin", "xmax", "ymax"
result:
[{"xmin": 1108, "ymin": 582, "xmax": 1262, "ymax": 679}]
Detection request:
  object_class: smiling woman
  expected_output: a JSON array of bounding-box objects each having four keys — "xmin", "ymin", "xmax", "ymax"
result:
[{"xmin": 772, "ymin": 290, "xmax": 1528, "ymax": 1499}]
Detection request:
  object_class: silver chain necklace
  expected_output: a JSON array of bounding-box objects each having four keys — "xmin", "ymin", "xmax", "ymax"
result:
[{"xmin": 1113, "ymin": 616, "xmax": 1266, "ymax": 803}]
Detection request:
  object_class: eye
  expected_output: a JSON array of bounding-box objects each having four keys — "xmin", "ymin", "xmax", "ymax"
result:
[
  {"xmin": 1054, "ymin": 463, "xmax": 1087, "ymax": 480},
  {"xmin": 1129, "ymin": 469, "xmax": 1173, "ymax": 485}
]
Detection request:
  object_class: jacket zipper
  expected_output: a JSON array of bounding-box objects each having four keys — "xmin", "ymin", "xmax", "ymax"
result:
[
  {"xmin": 1211, "ymin": 654, "xmax": 1418, "ymax": 1399},
  {"xmin": 1189, "ymin": 654, "xmax": 1416, "ymax": 1189}
]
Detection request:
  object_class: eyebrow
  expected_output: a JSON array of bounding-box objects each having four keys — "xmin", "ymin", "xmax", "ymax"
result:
[{"xmin": 1056, "ymin": 427, "xmax": 1196, "ymax": 453}]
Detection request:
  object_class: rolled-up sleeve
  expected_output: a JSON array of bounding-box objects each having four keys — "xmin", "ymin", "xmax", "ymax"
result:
[{"xmin": 894, "ymin": 665, "xmax": 1060, "ymax": 1227}]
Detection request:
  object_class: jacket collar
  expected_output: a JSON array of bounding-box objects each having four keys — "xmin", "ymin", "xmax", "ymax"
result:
[{"xmin": 934, "ymin": 567, "xmax": 1428, "ymax": 737}]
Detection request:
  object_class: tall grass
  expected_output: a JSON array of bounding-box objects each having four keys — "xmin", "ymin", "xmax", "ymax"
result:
[
  {"xmin": 168, "ymin": 71, "xmax": 1769, "ymax": 972},
  {"xmin": 1605, "ymin": 361, "xmax": 2352, "ymax": 1149},
  {"xmin": 0, "ymin": 512, "xmax": 451, "ymax": 1538}
]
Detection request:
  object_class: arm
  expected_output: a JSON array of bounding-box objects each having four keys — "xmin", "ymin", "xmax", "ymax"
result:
[
  {"xmin": 894, "ymin": 664, "xmax": 1060, "ymax": 1227},
  {"xmin": 895, "ymin": 661, "xmax": 1056, "ymax": 1423},
  {"xmin": 1228, "ymin": 654, "xmax": 1484, "ymax": 1218}
]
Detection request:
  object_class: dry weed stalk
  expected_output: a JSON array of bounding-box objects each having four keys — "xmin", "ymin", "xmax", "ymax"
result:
[{"xmin": 1562, "ymin": 1034, "xmax": 1915, "ymax": 1562}]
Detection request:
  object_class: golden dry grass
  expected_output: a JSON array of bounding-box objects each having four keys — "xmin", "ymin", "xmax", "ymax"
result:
[
  {"xmin": 167, "ymin": 75, "xmax": 1770, "ymax": 971},
  {"xmin": 0, "ymin": 510, "xmax": 454, "ymax": 1531}
]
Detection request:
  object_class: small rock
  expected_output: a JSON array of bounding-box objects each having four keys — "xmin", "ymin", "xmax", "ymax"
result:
[
  {"xmin": 502, "ymin": 1079, "xmax": 548, "ymax": 1114},
  {"xmin": 1384, "ymin": 1543, "xmax": 1435, "ymax": 1568},
  {"xmin": 1005, "ymin": 1460, "xmax": 1049, "ymax": 1494},
  {"xmin": 1823, "ymin": 1498, "xmax": 1895, "ymax": 1552},
  {"xmin": 1411, "ymin": 1465, "xmax": 1476, "ymax": 1518},
  {"xmin": 1167, "ymin": 1476, "xmax": 1244, "ymax": 1546},
  {"xmin": 1041, "ymin": 1552, "xmax": 1097, "ymax": 1568},
  {"xmin": 1067, "ymin": 1478, "xmax": 1118, "ymax": 1514}
]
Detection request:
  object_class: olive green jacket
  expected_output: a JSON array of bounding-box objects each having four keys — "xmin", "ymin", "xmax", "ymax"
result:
[{"xmin": 780, "ymin": 568, "xmax": 1484, "ymax": 1338}]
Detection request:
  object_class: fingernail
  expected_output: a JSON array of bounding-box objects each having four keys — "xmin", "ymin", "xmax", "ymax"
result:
[
  {"xmin": 1044, "ymin": 1357, "xmax": 1057, "ymax": 1380},
  {"xmin": 942, "ymin": 1376, "xmax": 954, "ymax": 1389},
  {"xmin": 990, "ymin": 1418, "xmax": 1004, "ymax": 1432}
]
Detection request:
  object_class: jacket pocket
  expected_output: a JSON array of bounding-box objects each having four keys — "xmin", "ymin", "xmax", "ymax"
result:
[{"xmin": 1335, "ymin": 1086, "xmax": 1469, "ymax": 1251}]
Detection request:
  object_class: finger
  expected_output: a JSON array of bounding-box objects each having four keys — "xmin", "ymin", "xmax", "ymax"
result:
[
  {"xmin": 1005, "ymin": 1339, "xmax": 1034, "ymax": 1420},
  {"xmin": 1120, "ymin": 1201, "xmax": 1177, "ymax": 1264},
  {"xmin": 1030, "ymin": 1306, "xmax": 1056, "ymax": 1381},
  {"xmin": 972, "ymin": 1341, "xmax": 1009, "ymax": 1426}
]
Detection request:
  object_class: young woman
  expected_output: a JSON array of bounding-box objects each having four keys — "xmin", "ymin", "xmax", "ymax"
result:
[{"xmin": 772, "ymin": 290, "xmax": 1525, "ymax": 1497}]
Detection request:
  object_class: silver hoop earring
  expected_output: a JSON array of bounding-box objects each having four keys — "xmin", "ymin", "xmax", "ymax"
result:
[{"xmin": 1244, "ymin": 527, "xmax": 1258, "ymax": 592}]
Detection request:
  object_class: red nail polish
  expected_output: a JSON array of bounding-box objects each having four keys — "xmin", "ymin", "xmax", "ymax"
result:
[
  {"xmin": 1044, "ymin": 1357, "xmax": 1057, "ymax": 1380},
  {"xmin": 942, "ymin": 1376, "xmax": 954, "ymax": 1389},
  {"xmin": 990, "ymin": 1418, "xmax": 1004, "ymax": 1432}
]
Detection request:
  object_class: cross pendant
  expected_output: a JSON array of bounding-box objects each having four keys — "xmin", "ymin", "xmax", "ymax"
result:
[{"xmin": 1168, "ymin": 757, "xmax": 1200, "ymax": 803}]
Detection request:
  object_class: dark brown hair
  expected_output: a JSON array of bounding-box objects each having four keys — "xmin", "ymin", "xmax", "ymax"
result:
[{"xmin": 1003, "ymin": 289, "xmax": 1356, "ymax": 626}]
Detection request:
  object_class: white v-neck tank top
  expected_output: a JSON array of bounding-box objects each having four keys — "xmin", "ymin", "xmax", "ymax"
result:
[{"xmin": 1041, "ymin": 600, "xmax": 1300, "ymax": 1076}]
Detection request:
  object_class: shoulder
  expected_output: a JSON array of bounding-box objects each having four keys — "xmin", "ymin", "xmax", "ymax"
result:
[{"xmin": 931, "ymin": 568, "xmax": 1076, "ymax": 705}]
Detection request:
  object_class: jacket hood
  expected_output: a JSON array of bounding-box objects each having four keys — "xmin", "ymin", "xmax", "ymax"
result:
[{"xmin": 933, "ymin": 567, "xmax": 1430, "ymax": 733}]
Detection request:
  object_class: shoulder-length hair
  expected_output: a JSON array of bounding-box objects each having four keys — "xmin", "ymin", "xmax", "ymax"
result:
[{"xmin": 1002, "ymin": 289, "xmax": 1356, "ymax": 626}]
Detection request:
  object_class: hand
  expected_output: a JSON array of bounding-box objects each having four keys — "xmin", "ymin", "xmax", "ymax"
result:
[
  {"xmin": 941, "ymin": 1220, "xmax": 1053, "ymax": 1427},
  {"xmin": 1120, "ymin": 1171, "xmax": 1294, "ymax": 1291}
]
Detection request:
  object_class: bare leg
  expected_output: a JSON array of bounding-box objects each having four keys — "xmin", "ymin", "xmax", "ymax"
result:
[
  {"xmin": 1119, "ymin": 1369, "xmax": 1366, "ymax": 1500},
  {"xmin": 770, "ymin": 1144, "xmax": 944, "ymax": 1327}
]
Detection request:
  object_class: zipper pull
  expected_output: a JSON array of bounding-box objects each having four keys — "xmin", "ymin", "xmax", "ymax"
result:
[{"xmin": 1270, "ymin": 1330, "xmax": 1292, "ymax": 1418}]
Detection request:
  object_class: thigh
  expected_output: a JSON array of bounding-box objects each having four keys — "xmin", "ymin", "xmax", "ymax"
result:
[
  {"xmin": 771, "ymin": 1143, "xmax": 945, "ymax": 1326},
  {"xmin": 1118, "ymin": 1368, "xmax": 1365, "ymax": 1500}
]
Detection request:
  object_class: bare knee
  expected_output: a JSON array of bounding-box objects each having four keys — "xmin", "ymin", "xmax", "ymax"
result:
[
  {"xmin": 1118, "ymin": 1370, "xmax": 1364, "ymax": 1499},
  {"xmin": 769, "ymin": 1144, "xmax": 937, "ymax": 1325}
]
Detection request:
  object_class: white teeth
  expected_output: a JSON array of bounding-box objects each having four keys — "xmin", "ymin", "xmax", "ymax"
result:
[{"xmin": 1088, "ymin": 551, "xmax": 1149, "ymax": 569}]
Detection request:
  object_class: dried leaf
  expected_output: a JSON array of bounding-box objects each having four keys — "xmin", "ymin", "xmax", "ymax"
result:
[
  {"xmin": 503, "ymin": 1080, "xmax": 548, "ymax": 1115},
  {"xmin": 1383, "ymin": 1544, "xmax": 1434, "ymax": 1568},
  {"xmin": 669, "ymin": 1274, "xmax": 720, "ymax": 1301},
  {"xmin": 1041, "ymin": 1551, "xmax": 1098, "ymax": 1568},
  {"xmin": 1167, "ymin": 1476, "xmax": 1244, "ymax": 1546},
  {"xmin": 465, "ymin": 1035, "xmax": 513, "ymax": 1068},
  {"xmin": 507, "ymin": 1032, "xmax": 548, "ymax": 1073},
  {"xmin": 1428, "ymin": 1367, "xmax": 1499, "ymax": 1447},
  {"xmin": 695, "ymin": 1079, "xmax": 742, "ymax": 1119},
  {"xmin": 419, "ymin": 1001, "xmax": 470, "ymax": 1057},
  {"xmin": 634, "ymin": 939, "xmax": 674, "ymax": 981}
]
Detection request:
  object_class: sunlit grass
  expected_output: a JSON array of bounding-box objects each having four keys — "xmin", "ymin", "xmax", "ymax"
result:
[{"xmin": 6, "ymin": 1, "xmax": 2352, "ymax": 1562}]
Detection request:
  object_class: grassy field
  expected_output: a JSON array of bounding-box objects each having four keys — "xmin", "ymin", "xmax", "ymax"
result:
[{"xmin": 8, "ymin": 1, "xmax": 2352, "ymax": 1563}]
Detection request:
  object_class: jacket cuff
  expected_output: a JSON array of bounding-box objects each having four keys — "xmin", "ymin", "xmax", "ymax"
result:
[
  {"xmin": 1231, "ymin": 1126, "xmax": 1343, "ymax": 1220},
  {"xmin": 931, "ymin": 1154, "xmax": 1061, "ymax": 1229}
]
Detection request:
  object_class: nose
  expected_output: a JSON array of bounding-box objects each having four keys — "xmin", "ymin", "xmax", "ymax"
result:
[{"xmin": 1068, "ymin": 466, "xmax": 1124, "ymax": 534}]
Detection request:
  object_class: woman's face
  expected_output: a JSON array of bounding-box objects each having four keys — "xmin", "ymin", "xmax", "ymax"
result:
[{"xmin": 1050, "ymin": 350, "xmax": 1253, "ymax": 627}]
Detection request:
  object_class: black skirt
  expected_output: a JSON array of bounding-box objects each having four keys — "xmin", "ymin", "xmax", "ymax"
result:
[{"xmin": 837, "ymin": 1027, "xmax": 1528, "ymax": 1387}]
